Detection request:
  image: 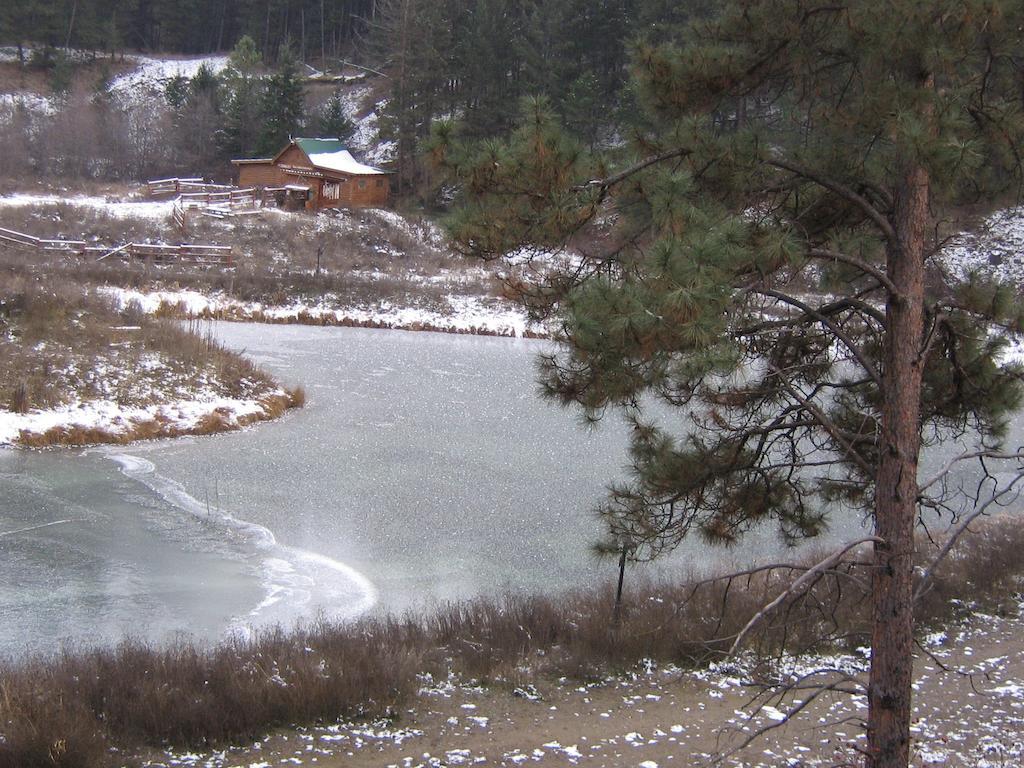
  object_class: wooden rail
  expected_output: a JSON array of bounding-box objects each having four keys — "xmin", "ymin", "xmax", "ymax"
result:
[
  {"xmin": 179, "ymin": 188, "xmax": 259, "ymax": 206},
  {"xmin": 0, "ymin": 225, "xmax": 232, "ymax": 265},
  {"xmin": 147, "ymin": 177, "xmax": 234, "ymax": 197},
  {"xmin": 171, "ymin": 187, "xmax": 263, "ymax": 233},
  {"xmin": 0, "ymin": 227, "xmax": 40, "ymax": 247}
]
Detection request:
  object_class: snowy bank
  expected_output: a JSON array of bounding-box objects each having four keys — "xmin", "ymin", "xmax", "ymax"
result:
[
  {"xmin": 0, "ymin": 389, "xmax": 295, "ymax": 448},
  {"xmin": 100, "ymin": 286, "xmax": 543, "ymax": 339}
]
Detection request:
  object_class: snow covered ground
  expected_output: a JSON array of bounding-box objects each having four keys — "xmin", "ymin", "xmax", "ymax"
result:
[
  {"xmin": 938, "ymin": 206, "xmax": 1024, "ymax": 285},
  {"xmin": 340, "ymin": 84, "xmax": 396, "ymax": 165},
  {"xmin": 0, "ymin": 92, "xmax": 54, "ymax": 115},
  {"xmin": 0, "ymin": 390, "xmax": 280, "ymax": 447},
  {"xmin": 108, "ymin": 54, "xmax": 229, "ymax": 103},
  {"xmin": 0, "ymin": 49, "xmax": 230, "ymax": 113},
  {"xmin": 0, "ymin": 192, "xmax": 175, "ymax": 220},
  {"xmin": 142, "ymin": 600, "xmax": 1024, "ymax": 768},
  {"xmin": 100, "ymin": 286, "xmax": 538, "ymax": 338}
]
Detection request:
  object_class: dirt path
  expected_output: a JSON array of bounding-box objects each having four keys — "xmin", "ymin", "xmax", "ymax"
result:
[{"xmin": 148, "ymin": 608, "xmax": 1024, "ymax": 768}]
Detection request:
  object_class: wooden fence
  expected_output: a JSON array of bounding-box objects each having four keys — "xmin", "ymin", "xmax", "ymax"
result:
[
  {"xmin": 0, "ymin": 226, "xmax": 233, "ymax": 266},
  {"xmin": 170, "ymin": 186, "xmax": 264, "ymax": 233},
  {"xmin": 0, "ymin": 227, "xmax": 87, "ymax": 252},
  {"xmin": 147, "ymin": 178, "xmax": 235, "ymax": 197}
]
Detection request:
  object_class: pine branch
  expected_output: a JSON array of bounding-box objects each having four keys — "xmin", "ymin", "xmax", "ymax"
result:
[
  {"xmin": 768, "ymin": 363, "xmax": 875, "ymax": 477},
  {"xmin": 574, "ymin": 147, "xmax": 693, "ymax": 193},
  {"xmin": 710, "ymin": 673, "xmax": 865, "ymax": 767},
  {"xmin": 806, "ymin": 248, "xmax": 898, "ymax": 297},
  {"xmin": 767, "ymin": 158, "xmax": 899, "ymax": 249},
  {"xmin": 918, "ymin": 449, "xmax": 1024, "ymax": 495},
  {"xmin": 757, "ymin": 288, "xmax": 883, "ymax": 389}
]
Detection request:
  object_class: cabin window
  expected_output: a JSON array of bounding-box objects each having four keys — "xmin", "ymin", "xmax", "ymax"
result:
[
  {"xmin": 376, "ymin": 179, "xmax": 384, "ymax": 188},
  {"xmin": 358, "ymin": 180, "xmax": 367, "ymax": 189}
]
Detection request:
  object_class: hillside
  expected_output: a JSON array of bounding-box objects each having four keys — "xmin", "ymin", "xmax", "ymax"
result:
[{"xmin": 0, "ymin": 185, "xmax": 537, "ymax": 337}]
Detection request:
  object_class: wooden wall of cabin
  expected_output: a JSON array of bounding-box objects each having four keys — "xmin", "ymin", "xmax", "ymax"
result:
[
  {"xmin": 316, "ymin": 175, "xmax": 390, "ymax": 208},
  {"xmin": 237, "ymin": 163, "xmax": 288, "ymax": 188},
  {"xmin": 277, "ymin": 145, "xmax": 312, "ymax": 167}
]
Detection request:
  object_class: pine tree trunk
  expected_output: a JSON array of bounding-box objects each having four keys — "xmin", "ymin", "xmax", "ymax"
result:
[{"xmin": 866, "ymin": 160, "xmax": 929, "ymax": 768}]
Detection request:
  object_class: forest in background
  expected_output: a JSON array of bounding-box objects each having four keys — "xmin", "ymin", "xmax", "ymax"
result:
[
  {"xmin": 0, "ymin": 1, "xmax": 715, "ymax": 198},
  {"xmin": 2, "ymin": 0, "xmax": 380, "ymax": 62}
]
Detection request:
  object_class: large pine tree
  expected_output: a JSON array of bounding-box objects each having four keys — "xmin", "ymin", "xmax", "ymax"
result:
[
  {"xmin": 219, "ymin": 35, "xmax": 265, "ymax": 158},
  {"xmin": 433, "ymin": 2, "xmax": 1024, "ymax": 766},
  {"xmin": 256, "ymin": 43, "xmax": 305, "ymax": 155}
]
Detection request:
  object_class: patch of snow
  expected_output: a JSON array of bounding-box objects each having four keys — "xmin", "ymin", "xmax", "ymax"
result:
[
  {"xmin": 308, "ymin": 149, "xmax": 384, "ymax": 176},
  {"xmin": 109, "ymin": 54, "xmax": 230, "ymax": 104},
  {"xmin": 0, "ymin": 193, "xmax": 174, "ymax": 220},
  {"xmin": 340, "ymin": 87, "xmax": 395, "ymax": 165},
  {"xmin": 938, "ymin": 207, "xmax": 1024, "ymax": 286},
  {"xmin": 100, "ymin": 286, "xmax": 540, "ymax": 339},
  {"xmin": 0, "ymin": 392, "xmax": 274, "ymax": 447},
  {"xmin": 543, "ymin": 742, "xmax": 583, "ymax": 761},
  {"xmin": 101, "ymin": 287, "xmax": 216, "ymax": 315},
  {"xmin": 0, "ymin": 92, "xmax": 55, "ymax": 115},
  {"xmin": 992, "ymin": 682, "xmax": 1024, "ymax": 696},
  {"xmin": 513, "ymin": 685, "xmax": 542, "ymax": 701},
  {"xmin": 922, "ymin": 630, "xmax": 947, "ymax": 647}
]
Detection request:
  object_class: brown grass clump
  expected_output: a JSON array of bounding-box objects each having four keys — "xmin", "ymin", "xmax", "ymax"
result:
[
  {"xmin": 0, "ymin": 274, "xmax": 302, "ymax": 447},
  {"xmin": 7, "ymin": 382, "xmax": 30, "ymax": 413},
  {"xmin": 0, "ymin": 681, "xmax": 108, "ymax": 768},
  {"xmin": 0, "ymin": 515, "xmax": 1021, "ymax": 766},
  {"xmin": 193, "ymin": 409, "xmax": 232, "ymax": 435},
  {"xmin": 16, "ymin": 425, "xmax": 128, "ymax": 448},
  {"xmin": 285, "ymin": 385, "xmax": 306, "ymax": 408}
]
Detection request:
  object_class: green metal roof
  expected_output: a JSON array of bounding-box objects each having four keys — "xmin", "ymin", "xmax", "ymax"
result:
[{"xmin": 294, "ymin": 138, "xmax": 347, "ymax": 156}]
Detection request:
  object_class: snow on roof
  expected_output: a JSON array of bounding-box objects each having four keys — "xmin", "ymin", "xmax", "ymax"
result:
[{"xmin": 307, "ymin": 149, "xmax": 386, "ymax": 176}]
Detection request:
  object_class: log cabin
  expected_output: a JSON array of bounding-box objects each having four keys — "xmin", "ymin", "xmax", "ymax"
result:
[{"xmin": 232, "ymin": 138, "xmax": 390, "ymax": 210}]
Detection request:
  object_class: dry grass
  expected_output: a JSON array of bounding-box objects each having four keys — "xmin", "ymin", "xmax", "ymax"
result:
[
  {"xmin": 285, "ymin": 384, "xmax": 306, "ymax": 408},
  {"xmin": 1, "ymin": 515, "xmax": 1021, "ymax": 767},
  {"xmin": 0, "ymin": 199, "xmax": 497, "ymax": 318},
  {"xmin": 0, "ymin": 273, "xmax": 300, "ymax": 446}
]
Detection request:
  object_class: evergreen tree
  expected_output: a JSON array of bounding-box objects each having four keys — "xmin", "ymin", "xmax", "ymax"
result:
[
  {"xmin": 48, "ymin": 52, "xmax": 74, "ymax": 98},
  {"xmin": 219, "ymin": 34, "xmax": 265, "ymax": 157},
  {"xmin": 432, "ymin": 3, "xmax": 1024, "ymax": 766},
  {"xmin": 151, "ymin": 0, "xmax": 211, "ymax": 52},
  {"xmin": 256, "ymin": 43, "xmax": 305, "ymax": 155},
  {"xmin": 164, "ymin": 74, "xmax": 189, "ymax": 108},
  {"xmin": 370, "ymin": 0, "xmax": 455, "ymax": 192},
  {"xmin": 12, "ymin": 1, "xmax": 62, "ymax": 51},
  {"xmin": 562, "ymin": 72, "xmax": 603, "ymax": 149},
  {"xmin": 159, "ymin": 62, "xmax": 223, "ymax": 174},
  {"xmin": 316, "ymin": 90, "xmax": 354, "ymax": 141},
  {"xmin": 453, "ymin": 0, "xmax": 524, "ymax": 138},
  {"xmin": 188, "ymin": 62, "xmax": 220, "ymax": 103}
]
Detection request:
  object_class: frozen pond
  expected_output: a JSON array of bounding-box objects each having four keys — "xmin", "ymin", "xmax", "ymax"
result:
[
  {"xmin": 2, "ymin": 324, "xmax": 639, "ymax": 656},
  {"xmin": 2, "ymin": 322, "xmax": 987, "ymax": 657}
]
